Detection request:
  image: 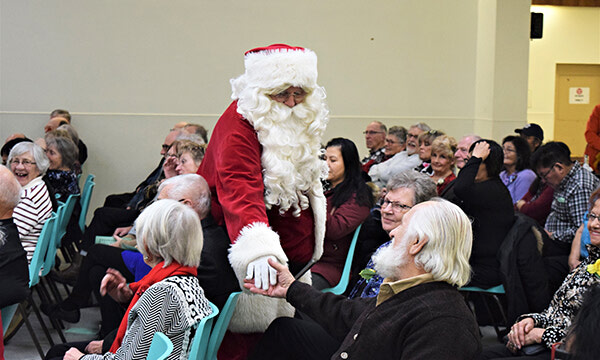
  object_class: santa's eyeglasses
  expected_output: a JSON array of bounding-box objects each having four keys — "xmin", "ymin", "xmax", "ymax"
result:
[{"xmin": 270, "ymin": 89, "xmax": 307, "ymax": 102}]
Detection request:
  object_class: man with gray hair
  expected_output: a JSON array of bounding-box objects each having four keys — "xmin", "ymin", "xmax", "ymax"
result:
[
  {"xmin": 455, "ymin": 134, "xmax": 482, "ymax": 170},
  {"xmin": 245, "ymin": 198, "xmax": 481, "ymax": 359},
  {"xmin": 361, "ymin": 121, "xmax": 388, "ymax": 172},
  {"xmin": 0, "ymin": 165, "xmax": 30, "ymax": 309}
]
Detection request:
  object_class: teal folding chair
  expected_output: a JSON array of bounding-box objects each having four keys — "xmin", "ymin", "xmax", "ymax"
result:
[
  {"xmin": 459, "ymin": 284, "xmax": 507, "ymax": 340},
  {"xmin": 205, "ymin": 292, "xmax": 241, "ymax": 360},
  {"xmin": 147, "ymin": 332, "xmax": 173, "ymax": 360},
  {"xmin": 14, "ymin": 214, "xmax": 59, "ymax": 358},
  {"xmin": 322, "ymin": 224, "xmax": 362, "ymax": 295},
  {"xmin": 188, "ymin": 302, "xmax": 219, "ymax": 360},
  {"xmin": 78, "ymin": 175, "xmax": 95, "ymax": 232}
]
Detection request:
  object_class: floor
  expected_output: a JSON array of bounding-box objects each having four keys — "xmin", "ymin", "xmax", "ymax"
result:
[{"xmin": 4, "ymin": 303, "xmax": 101, "ymax": 360}]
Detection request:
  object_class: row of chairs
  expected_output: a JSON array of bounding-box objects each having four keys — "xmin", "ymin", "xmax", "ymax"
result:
[
  {"xmin": 148, "ymin": 292, "xmax": 241, "ymax": 360},
  {"xmin": 1, "ymin": 173, "xmax": 96, "ymax": 359}
]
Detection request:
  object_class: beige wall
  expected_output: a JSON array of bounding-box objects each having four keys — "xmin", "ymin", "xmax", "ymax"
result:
[
  {"xmin": 528, "ymin": 5, "xmax": 600, "ymax": 141},
  {"xmin": 1, "ymin": 0, "xmax": 531, "ymax": 217}
]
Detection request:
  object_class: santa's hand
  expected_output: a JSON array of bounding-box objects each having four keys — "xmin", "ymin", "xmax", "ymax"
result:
[{"xmin": 246, "ymin": 256, "xmax": 278, "ymax": 290}]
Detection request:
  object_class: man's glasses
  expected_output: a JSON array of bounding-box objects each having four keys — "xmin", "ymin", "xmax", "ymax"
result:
[
  {"xmin": 381, "ymin": 198, "xmax": 412, "ymax": 212},
  {"xmin": 271, "ymin": 89, "xmax": 307, "ymax": 102},
  {"xmin": 538, "ymin": 163, "xmax": 558, "ymax": 180}
]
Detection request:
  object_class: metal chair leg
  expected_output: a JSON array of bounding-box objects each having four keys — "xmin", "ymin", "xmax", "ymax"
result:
[{"xmin": 18, "ymin": 302, "xmax": 45, "ymax": 359}]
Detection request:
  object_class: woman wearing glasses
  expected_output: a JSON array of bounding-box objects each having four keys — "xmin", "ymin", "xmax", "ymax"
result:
[
  {"xmin": 311, "ymin": 138, "xmax": 374, "ymax": 290},
  {"xmin": 7, "ymin": 142, "xmax": 54, "ymax": 262}
]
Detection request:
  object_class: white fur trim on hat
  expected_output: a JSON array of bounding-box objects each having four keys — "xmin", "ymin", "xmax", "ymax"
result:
[
  {"xmin": 228, "ymin": 222, "xmax": 288, "ymax": 285},
  {"xmin": 235, "ymin": 46, "xmax": 318, "ymax": 92}
]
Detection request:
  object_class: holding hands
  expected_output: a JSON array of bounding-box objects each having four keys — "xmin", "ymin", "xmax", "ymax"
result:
[{"xmin": 244, "ymin": 258, "xmax": 295, "ymax": 298}]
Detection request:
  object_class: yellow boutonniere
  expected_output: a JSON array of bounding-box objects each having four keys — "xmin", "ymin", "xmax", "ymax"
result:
[{"xmin": 586, "ymin": 259, "xmax": 600, "ymax": 276}]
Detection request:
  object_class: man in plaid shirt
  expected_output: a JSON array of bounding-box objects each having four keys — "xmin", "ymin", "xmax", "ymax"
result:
[{"xmin": 531, "ymin": 142, "xmax": 600, "ymax": 257}]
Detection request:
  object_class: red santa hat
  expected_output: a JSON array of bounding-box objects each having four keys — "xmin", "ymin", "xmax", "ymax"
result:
[{"xmin": 241, "ymin": 44, "xmax": 318, "ymax": 91}]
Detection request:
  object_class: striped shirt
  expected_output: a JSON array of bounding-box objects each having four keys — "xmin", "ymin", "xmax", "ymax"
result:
[
  {"xmin": 13, "ymin": 176, "xmax": 53, "ymax": 263},
  {"xmin": 83, "ymin": 275, "xmax": 212, "ymax": 360}
]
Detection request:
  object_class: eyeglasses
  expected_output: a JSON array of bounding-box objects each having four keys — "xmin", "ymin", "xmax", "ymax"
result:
[
  {"xmin": 363, "ymin": 131, "xmax": 384, "ymax": 135},
  {"xmin": 10, "ymin": 159, "xmax": 36, "ymax": 167},
  {"xmin": 588, "ymin": 212, "xmax": 600, "ymax": 223},
  {"xmin": 385, "ymin": 138, "xmax": 403, "ymax": 144},
  {"xmin": 270, "ymin": 89, "xmax": 307, "ymax": 103},
  {"xmin": 538, "ymin": 163, "xmax": 558, "ymax": 180},
  {"xmin": 407, "ymin": 133, "xmax": 420, "ymax": 139},
  {"xmin": 381, "ymin": 198, "xmax": 413, "ymax": 212}
]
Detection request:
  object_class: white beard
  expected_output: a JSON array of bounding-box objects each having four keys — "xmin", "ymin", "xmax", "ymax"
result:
[
  {"xmin": 372, "ymin": 236, "xmax": 410, "ymax": 280},
  {"xmin": 237, "ymin": 91, "xmax": 329, "ymax": 216}
]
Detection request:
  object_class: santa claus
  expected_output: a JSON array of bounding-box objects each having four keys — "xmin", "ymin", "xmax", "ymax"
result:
[{"xmin": 196, "ymin": 44, "xmax": 328, "ymax": 352}]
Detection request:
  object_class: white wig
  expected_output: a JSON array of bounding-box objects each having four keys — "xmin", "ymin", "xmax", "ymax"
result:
[{"xmin": 136, "ymin": 199, "xmax": 203, "ymax": 268}]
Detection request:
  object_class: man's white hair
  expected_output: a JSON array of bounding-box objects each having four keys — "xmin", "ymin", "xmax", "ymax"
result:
[
  {"xmin": 232, "ymin": 83, "xmax": 329, "ymax": 216},
  {"xmin": 409, "ymin": 198, "xmax": 473, "ymax": 287}
]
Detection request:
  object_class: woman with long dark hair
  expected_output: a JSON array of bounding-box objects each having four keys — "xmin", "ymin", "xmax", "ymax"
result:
[
  {"xmin": 450, "ymin": 139, "xmax": 514, "ymax": 288},
  {"xmin": 311, "ymin": 138, "xmax": 374, "ymax": 290},
  {"xmin": 500, "ymin": 135, "xmax": 537, "ymax": 204}
]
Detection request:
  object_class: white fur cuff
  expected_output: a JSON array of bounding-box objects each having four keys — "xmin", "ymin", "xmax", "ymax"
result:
[{"xmin": 228, "ymin": 222, "xmax": 288, "ymax": 284}]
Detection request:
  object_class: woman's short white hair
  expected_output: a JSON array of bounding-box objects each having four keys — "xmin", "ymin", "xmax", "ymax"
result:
[
  {"xmin": 136, "ymin": 199, "xmax": 203, "ymax": 268},
  {"xmin": 7, "ymin": 142, "xmax": 50, "ymax": 176},
  {"xmin": 408, "ymin": 198, "xmax": 473, "ymax": 287}
]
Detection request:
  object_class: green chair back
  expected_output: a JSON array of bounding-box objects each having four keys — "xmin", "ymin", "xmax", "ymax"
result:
[
  {"xmin": 146, "ymin": 332, "xmax": 173, "ymax": 360},
  {"xmin": 188, "ymin": 302, "xmax": 219, "ymax": 360},
  {"xmin": 322, "ymin": 224, "xmax": 363, "ymax": 295},
  {"xmin": 205, "ymin": 292, "xmax": 241, "ymax": 360}
]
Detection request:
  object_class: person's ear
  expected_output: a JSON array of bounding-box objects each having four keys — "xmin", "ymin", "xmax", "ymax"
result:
[{"xmin": 408, "ymin": 236, "xmax": 427, "ymax": 256}]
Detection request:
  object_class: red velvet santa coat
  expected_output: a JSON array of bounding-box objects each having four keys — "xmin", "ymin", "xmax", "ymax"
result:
[{"xmin": 197, "ymin": 101, "xmax": 326, "ymax": 332}]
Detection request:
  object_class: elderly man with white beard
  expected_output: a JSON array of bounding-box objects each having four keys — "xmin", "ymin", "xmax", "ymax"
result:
[
  {"xmin": 245, "ymin": 198, "xmax": 482, "ymax": 360},
  {"xmin": 196, "ymin": 44, "xmax": 329, "ymax": 358}
]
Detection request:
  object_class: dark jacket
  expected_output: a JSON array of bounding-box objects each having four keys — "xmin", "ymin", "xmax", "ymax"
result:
[
  {"xmin": 288, "ymin": 281, "xmax": 481, "ymax": 359},
  {"xmin": 498, "ymin": 212, "xmax": 551, "ymax": 324}
]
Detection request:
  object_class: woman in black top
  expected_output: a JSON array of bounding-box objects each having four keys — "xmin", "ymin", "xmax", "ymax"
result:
[{"xmin": 451, "ymin": 140, "xmax": 514, "ymax": 288}]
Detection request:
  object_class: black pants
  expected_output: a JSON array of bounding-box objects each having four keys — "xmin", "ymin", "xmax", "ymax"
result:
[
  {"xmin": 66, "ymin": 244, "xmax": 132, "ymax": 336},
  {"xmin": 248, "ymin": 317, "xmax": 340, "ymax": 360},
  {"xmin": 478, "ymin": 343, "xmax": 550, "ymax": 360},
  {"xmin": 80, "ymin": 207, "xmax": 138, "ymax": 251},
  {"xmin": 45, "ymin": 329, "xmax": 116, "ymax": 360}
]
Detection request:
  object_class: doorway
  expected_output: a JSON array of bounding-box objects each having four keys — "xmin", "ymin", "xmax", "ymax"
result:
[{"xmin": 554, "ymin": 63, "xmax": 600, "ymax": 157}]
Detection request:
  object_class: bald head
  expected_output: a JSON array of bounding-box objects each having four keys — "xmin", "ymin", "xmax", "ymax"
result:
[
  {"xmin": 157, "ymin": 174, "xmax": 211, "ymax": 220},
  {"xmin": 0, "ymin": 165, "xmax": 22, "ymax": 218}
]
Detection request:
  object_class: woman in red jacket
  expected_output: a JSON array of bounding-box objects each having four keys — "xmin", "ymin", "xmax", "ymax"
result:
[{"xmin": 311, "ymin": 138, "xmax": 374, "ymax": 290}]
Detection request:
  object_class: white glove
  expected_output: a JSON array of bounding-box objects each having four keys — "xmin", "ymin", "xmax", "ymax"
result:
[{"xmin": 246, "ymin": 255, "xmax": 278, "ymax": 291}]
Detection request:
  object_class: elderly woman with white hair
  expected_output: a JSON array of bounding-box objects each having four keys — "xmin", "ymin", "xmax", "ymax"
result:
[
  {"xmin": 60, "ymin": 199, "xmax": 213, "ymax": 360},
  {"xmin": 7, "ymin": 142, "xmax": 54, "ymax": 262}
]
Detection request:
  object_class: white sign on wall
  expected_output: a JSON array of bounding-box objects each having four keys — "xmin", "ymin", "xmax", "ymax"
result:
[{"xmin": 569, "ymin": 87, "xmax": 590, "ymax": 104}]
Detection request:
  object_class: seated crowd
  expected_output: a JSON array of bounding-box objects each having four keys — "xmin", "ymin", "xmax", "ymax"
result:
[{"xmin": 2, "ymin": 46, "xmax": 600, "ymax": 360}]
